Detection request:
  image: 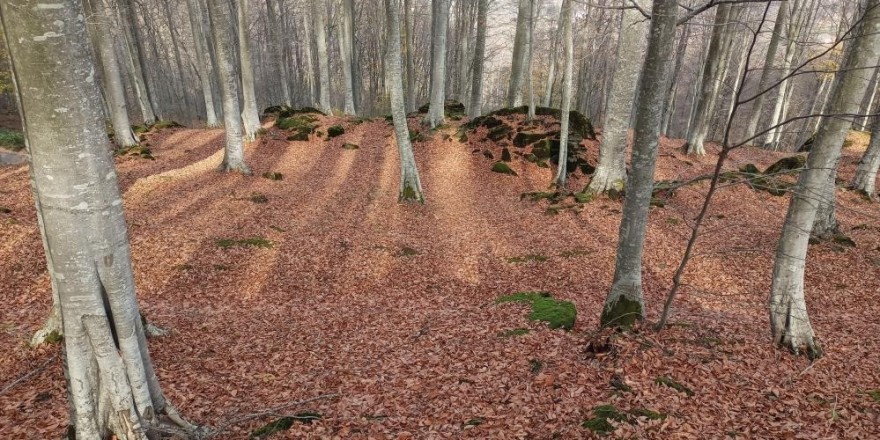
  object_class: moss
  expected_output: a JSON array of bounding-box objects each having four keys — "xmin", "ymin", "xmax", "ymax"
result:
[
  {"xmin": 276, "ymin": 115, "xmax": 317, "ymax": 140},
  {"xmin": 262, "ymin": 172, "xmax": 283, "ymax": 181},
  {"xmin": 131, "ymin": 124, "xmax": 150, "ymax": 134},
  {"xmin": 574, "ymin": 192, "xmax": 594, "ymax": 203},
  {"xmin": 832, "ymin": 232, "xmax": 856, "ymax": 247},
  {"xmin": 216, "ymin": 237, "xmax": 273, "ymax": 249},
  {"xmin": 327, "ymin": 125, "xmax": 345, "ymax": 138},
  {"xmin": 499, "ymin": 328, "xmax": 530, "ymax": 337},
  {"xmin": 582, "ymin": 405, "xmax": 628, "ymax": 435},
  {"xmin": 866, "ymin": 390, "xmax": 880, "ymax": 402},
  {"xmin": 44, "ymin": 330, "xmax": 63, "ymax": 345},
  {"xmin": 506, "ymin": 254, "xmax": 548, "ymax": 263},
  {"xmin": 599, "ymin": 295, "xmax": 643, "ymax": 328},
  {"xmin": 738, "ymin": 163, "xmax": 760, "ymax": 174},
  {"xmin": 764, "ymin": 155, "xmax": 806, "ymax": 175},
  {"xmin": 559, "ymin": 249, "xmax": 592, "ymax": 258},
  {"xmin": 582, "ymin": 417, "xmax": 615, "ymax": 434},
  {"xmin": 491, "ymin": 161, "xmax": 517, "ymax": 176},
  {"xmin": 342, "ymin": 143, "xmax": 359, "ymax": 150},
  {"xmin": 655, "ymin": 376, "xmax": 695, "ymax": 396},
  {"xmin": 152, "ymin": 120, "xmax": 183, "ymax": 130},
  {"xmin": 399, "ymin": 183, "xmax": 424, "ymax": 203},
  {"xmin": 250, "ymin": 412, "xmax": 322, "ymax": 438},
  {"xmin": 458, "ymin": 131, "xmax": 468, "ymax": 143},
  {"xmin": 666, "ymin": 217, "xmax": 681, "ymax": 225},
  {"xmin": 399, "ymin": 246, "xmax": 419, "ymax": 257},
  {"xmin": 116, "ymin": 145, "xmax": 155, "ymax": 160},
  {"xmin": 409, "ymin": 130, "xmax": 427, "ymax": 142},
  {"xmin": 463, "ymin": 417, "xmax": 483, "ymax": 427},
  {"xmin": 520, "ymin": 191, "xmax": 562, "ymax": 202},
  {"xmin": 529, "ymin": 359, "xmax": 543, "ymax": 374},
  {"xmin": 629, "ymin": 408, "xmax": 666, "ymax": 420},
  {"xmin": 250, "ymin": 193, "xmax": 269, "ymax": 204},
  {"xmin": 495, "ymin": 291, "xmax": 576, "ymax": 330},
  {"xmin": 0, "ymin": 206, "xmax": 11, "ymax": 214}
]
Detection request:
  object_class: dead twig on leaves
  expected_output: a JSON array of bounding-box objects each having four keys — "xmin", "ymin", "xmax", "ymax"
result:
[
  {"xmin": 200, "ymin": 393, "xmax": 339, "ymax": 439},
  {"xmin": 0, "ymin": 354, "xmax": 57, "ymax": 396}
]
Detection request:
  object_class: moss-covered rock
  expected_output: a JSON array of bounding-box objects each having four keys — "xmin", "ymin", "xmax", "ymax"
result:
[
  {"xmin": 417, "ymin": 99, "xmax": 467, "ymax": 118},
  {"xmin": 513, "ymin": 131, "xmax": 550, "ymax": 148},
  {"xmin": 327, "ymin": 125, "xmax": 345, "ymax": 138},
  {"xmin": 764, "ymin": 155, "xmax": 806, "ymax": 175},
  {"xmin": 262, "ymin": 172, "xmax": 283, "ymax": 180},
  {"xmin": 501, "ymin": 148, "xmax": 512, "ymax": 162},
  {"xmin": 487, "ymin": 124, "xmax": 512, "ymax": 142},
  {"xmin": 655, "ymin": 376, "xmax": 695, "ymax": 396},
  {"xmin": 491, "ymin": 161, "xmax": 517, "ymax": 176},
  {"xmin": 342, "ymin": 143, "xmax": 359, "ymax": 150},
  {"xmin": 738, "ymin": 163, "xmax": 760, "ymax": 174}
]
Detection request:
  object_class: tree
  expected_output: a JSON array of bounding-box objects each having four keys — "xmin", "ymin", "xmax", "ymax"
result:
[
  {"xmin": 266, "ymin": 0, "xmax": 292, "ymax": 106},
  {"xmin": 852, "ymin": 119, "xmax": 880, "ymax": 198},
  {"xmin": 238, "ymin": 0, "xmax": 262, "ymax": 140},
  {"xmin": 311, "ymin": 0, "xmax": 333, "ymax": 115},
  {"xmin": 88, "ymin": 0, "xmax": 139, "ymax": 147},
  {"xmin": 587, "ymin": 0, "xmax": 649, "ymax": 193},
  {"xmin": 553, "ymin": 0, "xmax": 573, "ymax": 188},
  {"xmin": 187, "ymin": 0, "xmax": 221, "ymax": 127},
  {"xmin": 426, "ymin": 0, "xmax": 449, "ymax": 128},
  {"xmin": 1, "ymin": 0, "xmax": 194, "ymax": 436},
  {"xmin": 507, "ymin": 0, "xmax": 531, "ymax": 107},
  {"xmin": 404, "ymin": 0, "xmax": 417, "ymax": 112},
  {"xmin": 770, "ymin": 0, "xmax": 880, "ymax": 358},
  {"xmin": 468, "ymin": 0, "xmax": 489, "ymax": 119},
  {"xmin": 208, "ymin": 0, "xmax": 251, "ymax": 173},
  {"xmin": 385, "ymin": 0, "xmax": 425, "ymax": 202},
  {"xmin": 339, "ymin": 0, "xmax": 358, "ymax": 115},
  {"xmin": 743, "ymin": 1, "xmax": 788, "ymax": 145},
  {"xmin": 117, "ymin": 0, "xmax": 158, "ymax": 124},
  {"xmin": 600, "ymin": 0, "xmax": 679, "ymax": 328}
]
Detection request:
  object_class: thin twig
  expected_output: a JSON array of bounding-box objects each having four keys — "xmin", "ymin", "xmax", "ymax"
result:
[
  {"xmin": 0, "ymin": 355, "xmax": 57, "ymax": 396},
  {"xmin": 202, "ymin": 393, "xmax": 339, "ymax": 439}
]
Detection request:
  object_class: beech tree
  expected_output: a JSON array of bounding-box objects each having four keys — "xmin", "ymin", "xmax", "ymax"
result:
[
  {"xmin": 600, "ymin": 0, "xmax": 678, "ymax": 328},
  {"xmin": 507, "ymin": 0, "xmax": 532, "ymax": 107},
  {"xmin": 770, "ymin": 0, "xmax": 880, "ymax": 358},
  {"xmin": 468, "ymin": 0, "xmax": 489, "ymax": 119},
  {"xmin": 852, "ymin": 120, "xmax": 880, "ymax": 197},
  {"xmin": 1, "ymin": 0, "xmax": 194, "ymax": 436},
  {"xmin": 339, "ymin": 0, "xmax": 358, "ymax": 115},
  {"xmin": 311, "ymin": 0, "xmax": 332, "ymax": 115},
  {"xmin": 187, "ymin": 0, "xmax": 220, "ymax": 127},
  {"xmin": 553, "ymin": 0, "xmax": 573, "ymax": 188},
  {"xmin": 426, "ymin": 0, "xmax": 449, "ymax": 128},
  {"xmin": 588, "ymin": 0, "xmax": 649, "ymax": 193},
  {"xmin": 238, "ymin": 0, "xmax": 261, "ymax": 140},
  {"xmin": 386, "ymin": 0, "xmax": 425, "ymax": 202}
]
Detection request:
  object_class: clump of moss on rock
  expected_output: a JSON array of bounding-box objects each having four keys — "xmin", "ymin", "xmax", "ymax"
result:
[
  {"xmin": 491, "ymin": 161, "xmax": 517, "ymax": 176},
  {"xmin": 262, "ymin": 171, "xmax": 283, "ymax": 180},
  {"xmin": 277, "ymin": 115, "xmax": 317, "ymax": 141},
  {"xmin": 342, "ymin": 143, "xmax": 359, "ymax": 150},
  {"xmin": 495, "ymin": 291, "xmax": 576, "ymax": 330},
  {"xmin": 327, "ymin": 125, "xmax": 345, "ymax": 138},
  {"xmin": 655, "ymin": 376, "xmax": 695, "ymax": 396},
  {"xmin": 250, "ymin": 412, "xmax": 322, "ymax": 438},
  {"xmin": 764, "ymin": 155, "xmax": 806, "ymax": 175}
]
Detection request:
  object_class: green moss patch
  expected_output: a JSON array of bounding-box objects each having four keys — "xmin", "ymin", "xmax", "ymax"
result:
[
  {"xmin": 764, "ymin": 155, "xmax": 806, "ymax": 175},
  {"xmin": 506, "ymin": 254, "xmax": 547, "ymax": 264},
  {"xmin": 655, "ymin": 376, "xmax": 695, "ymax": 396},
  {"xmin": 495, "ymin": 291, "xmax": 576, "ymax": 330},
  {"xmin": 491, "ymin": 161, "xmax": 517, "ymax": 176},
  {"xmin": 44, "ymin": 330, "xmax": 63, "ymax": 344},
  {"xmin": 529, "ymin": 359, "xmax": 543, "ymax": 374},
  {"xmin": 581, "ymin": 404, "xmax": 666, "ymax": 435},
  {"xmin": 250, "ymin": 412, "xmax": 322, "ymax": 438},
  {"xmin": 249, "ymin": 193, "xmax": 269, "ymax": 204},
  {"xmin": 116, "ymin": 145, "xmax": 154, "ymax": 160},
  {"xmin": 327, "ymin": 125, "xmax": 345, "ymax": 138},
  {"xmin": 399, "ymin": 246, "xmax": 419, "ymax": 257},
  {"xmin": 216, "ymin": 237, "xmax": 273, "ymax": 249},
  {"xmin": 277, "ymin": 115, "xmax": 317, "ymax": 141},
  {"xmin": 0, "ymin": 206, "xmax": 11, "ymax": 214},
  {"xmin": 866, "ymin": 390, "xmax": 880, "ymax": 402},
  {"xmin": 262, "ymin": 172, "xmax": 283, "ymax": 180}
]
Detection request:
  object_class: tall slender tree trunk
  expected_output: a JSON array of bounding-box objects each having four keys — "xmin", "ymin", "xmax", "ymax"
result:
[
  {"xmin": 238, "ymin": 0, "xmax": 261, "ymax": 140},
  {"xmin": 311, "ymin": 0, "xmax": 332, "ymax": 114},
  {"xmin": 770, "ymin": 0, "xmax": 880, "ymax": 358},
  {"xmin": 744, "ymin": 1, "xmax": 788, "ymax": 145},
  {"xmin": 208, "ymin": 0, "xmax": 251, "ymax": 173},
  {"xmin": 426, "ymin": 0, "xmax": 449, "ymax": 128},
  {"xmin": 525, "ymin": 0, "xmax": 538, "ymax": 120},
  {"xmin": 1, "ymin": 1, "xmax": 195, "ymax": 437},
  {"xmin": 89, "ymin": 0, "xmax": 139, "ymax": 147},
  {"xmin": 339, "ymin": 0, "xmax": 357, "ymax": 115},
  {"xmin": 404, "ymin": 0, "xmax": 417, "ymax": 112},
  {"xmin": 117, "ymin": 0, "xmax": 157, "ymax": 124},
  {"xmin": 163, "ymin": 0, "xmax": 193, "ymax": 123},
  {"xmin": 385, "ymin": 0, "xmax": 425, "ymax": 202},
  {"xmin": 588, "ymin": 0, "xmax": 649, "ymax": 193},
  {"xmin": 507, "ymin": 0, "xmax": 531, "ymax": 107},
  {"xmin": 543, "ymin": 7, "xmax": 563, "ymax": 107},
  {"xmin": 266, "ymin": 0, "xmax": 292, "ymax": 105},
  {"xmin": 468, "ymin": 0, "xmax": 489, "ymax": 118},
  {"xmin": 852, "ymin": 118, "xmax": 880, "ymax": 197},
  {"xmin": 600, "ymin": 0, "xmax": 679, "ymax": 328},
  {"xmin": 187, "ymin": 0, "xmax": 221, "ymax": 127},
  {"xmin": 660, "ymin": 24, "xmax": 690, "ymax": 137},
  {"xmin": 553, "ymin": 0, "xmax": 573, "ymax": 188}
]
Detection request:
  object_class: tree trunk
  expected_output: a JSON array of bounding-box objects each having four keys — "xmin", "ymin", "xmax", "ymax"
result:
[
  {"xmin": 238, "ymin": 0, "xmax": 261, "ymax": 140},
  {"xmin": 600, "ymin": 0, "xmax": 678, "ymax": 328},
  {"xmin": 743, "ymin": 1, "xmax": 788, "ymax": 145},
  {"xmin": 426, "ymin": 0, "xmax": 449, "ymax": 128},
  {"xmin": 553, "ymin": 0, "xmax": 573, "ymax": 188},
  {"xmin": 1, "ymin": 1, "xmax": 195, "ymax": 437},
  {"xmin": 404, "ymin": 0, "xmax": 417, "ymax": 112},
  {"xmin": 507, "ymin": 0, "xmax": 531, "ymax": 107},
  {"xmin": 266, "ymin": 0, "xmax": 292, "ymax": 105},
  {"xmin": 117, "ymin": 0, "xmax": 157, "ymax": 124},
  {"xmin": 187, "ymin": 0, "xmax": 221, "ymax": 127},
  {"xmin": 543, "ymin": 6, "xmax": 563, "ymax": 107},
  {"xmin": 339, "ymin": 0, "xmax": 357, "ymax": 115},
  {"xmin": 385, "ymin": 0, "xmax": 425, "ymax": 202},
  {"xmin": 684, "ymin": 4, "xmax": 736, "ymax": 155},
  {"xmin": 468, "ymin": 0, "xmax": 489, "ymax": 118},
  {"xmin": 770, "ymin": 0, "xmax": 880, "ymax": 358},
  {"xmin": 525, "ymin": 0, "xmax": 538, "ymax": 120},
  {"xmin": 89, "ymin": 0, "xmax": 139, "ymax": 147},
  {"xmin": 660, "ymin": 24, "xmax": 690, "ymax": 137},
  {"xmin": 208, "ymin": 0, "xmax": 251, "ymax": 173},
  {"xmin": 588, "ymin": 0, "xmax": 649, "ymax": 193},
  {"xmin": 311, "ymin": 0, "xmax": 332, "ymax": 114},
  {"xmin": 852, "ymin": 118, "xmax": 880, "ymax": 197}
]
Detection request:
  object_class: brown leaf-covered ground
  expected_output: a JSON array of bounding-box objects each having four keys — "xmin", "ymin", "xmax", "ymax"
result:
[{"xmin": 1, "ymin": 116, "xmax": 879, "ymax": 439}]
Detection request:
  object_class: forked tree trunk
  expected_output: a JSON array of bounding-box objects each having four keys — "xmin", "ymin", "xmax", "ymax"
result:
[
  {"xmin": 208, "ymin": 0, "xmax": 251, "ymax": 173},
  {"xmin": 553, "ymin": 0, "xmax": 573, "ymax": 188},
  {"xmin": 426, "ymin": 0, "xmax": 449, "ymax": 128},
  {"xmin": 507, "ymin": 0, "xmax": 531, "ymax": 107},
  {"xmin": 852, "ymin": 119, "xmax": 880, "ymax": 197},
  {"xmin": 770, "ymin": 0, "xmax": 880, "ymax": 358},
  {"xmin": 187, "ymin": 0, "xmax": 221, "ymax": 127},
  {"xmin": 600, "ymin": 0, "xmax": 678, "ymax": 328},
  {"xmin": 1, "ymin": 1, "xmax": 194, "ymax": 437},
  {"xmin": 89, "ymin": 0, "xmax": 139, "ymax": 147},
  {"xmin": 468, "ymin": 0, "xmax": 488, "ymax": 118},
  {"xmin": 238, "ymin": 0, "xmax": 261, "ymax": 140},
  {"xmin": 311, "ymin": 0, "xmax": 333, "ymax": 114},
  {"xmin": 588, "ymin": 0, "xmax": 649, "ymax": 193},
  {"xmin": 385, "ymin": 0, "xmax": 425, "ymax": 202}
]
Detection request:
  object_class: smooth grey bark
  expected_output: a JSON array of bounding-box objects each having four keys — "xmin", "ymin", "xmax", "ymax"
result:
[
  {"xmin": 684, "ymin": 4, "xmax": 736, "ymax": 155},
  {"xmin": 404, "ymin": 0, "xmax": 417, "ymax": 112},
  {"xmin": 238, "ymin": 0, "xmax": 261, "ymax": 140},
  {"xmin": 117, "ymin": 0, "xmax": 157, "ymax": 124},
  {"xmin": 1, "ymin": 1, "xmax": 195, "ymax": 437},
  {"xmin": 208, "ymin": 0, "xmax": 251, "ymax": 173},
  {"xmin": 543, "ymin": 6, "xmax": 563, "ymax": 107},
  {"xmin": 426, "ymin": 0, "xmax": 449, "ymax": 128},
  {"xmin": 339, "ymin": 0, "xmax": 358, "ymax": 115},
  {"xmin": 770, "ymin": 0, "xmax": 880, "ymax": 358},
  {"xmin": 588, "ymin": 0, "xmax": 649, "ymax": 193},
  {"xmin": 507, "ymin": 0, "xmax": 531, "ymax": 107},
  {"xmin": 456, "ymin": 0, "xmax": 474, "ymax": 105},
  {"xmin": 266, "ymin": 0, "xmax": 292, "ymax": 105},
  {"xmin": 525, "ymin": 0, "xmax": 538, "ymax": 120},
  {"xmin": 385, "ymin": 0, "xmax": 425, "ymax": 202},
  {"xmin": 852, "ymin": 119, "xmax": 880, "ymax": 197},
  {"xmin": 187, "ymin": 0, "xmax": 221, "ymax": 127},
  {"xmin": 468, "ymin": 0, "xmax": 489, "ymax": 118},
  {"xmin": 743, "ymin": 1, "xmax": 788, "ymax": 145},
  {"xmin": 90, "ymin": 0, "xmax": 139, "ymax": 147},
  {"xmin": 660, "ymin": 24, "xmax": 690, "ymax": 137},
  {"xmin": 600, "ymin": 0, "xmax": 678, "ymax": 328},
  {"xmin": 311, "ymin": 0, "xmax": 332, "ymax": 114},
  {"xmin": 553, "ymin": 0, "xmax": 573, "ymax": 188}
]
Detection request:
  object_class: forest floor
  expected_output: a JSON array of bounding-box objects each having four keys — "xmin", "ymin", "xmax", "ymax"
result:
[{"xmin": 1, "ymin": 114, "xmax": 879, "ymax": 439}]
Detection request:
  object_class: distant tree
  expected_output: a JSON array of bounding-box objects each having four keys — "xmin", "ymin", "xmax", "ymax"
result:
[
  {"xmin": 339, "ymin": 0, "xmax": 358, "ymax": 115},
  {"xmin": 507, "ymin": 0, "xmax": 532, "ymax": 107},
  {"xmin": 1, "ymin": 0, "xmax": 195, "ymax": 436},
  {"xmin": 117, "ymin": 0, "xmax": 158, "ymax": 124},
  {"xmin": 743, "ymin": 1, "xmax": 788, "ymax": 145},
  {"xmin": 553, "ymin": 0, "xmax": 573, "ymax": 188},
  {"xmin": 770, "ymin": 0, "xmax": 880, "ymax": 358},
  {"xmin": 266, "ymin": 0, "xmax": 292, "ymax": 106},
  {"xmin": 852, "ymin": 120, "xmax": 880, "ymax": 198},
  {"xmin": 207, "ymin": 0, "xmax": 251, "ymax": 173},
  {"xmin": 237, "ymin": 0, "xmax": 261, "ymax": 140},
  {"xmin": 187, "ymin": 0, "xmax": 221, "ymax": 127},
  {"xmin": 468, "ymin": 0, "xmax": 489, "ymax": 119},
  {"xmin": 600, "ymin": 0, "xmax": 679, "ymax": 328},
  {"xmin": 385, "ymin": 0, "xmax": 425, "ymax": 202},
  {"xmin": 311, "ymin": 0, "xmax": 332, "ymax": 114},
  {"xmin": 426, "ymin": 0, "xmax": 449, "ymax": 128}
]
